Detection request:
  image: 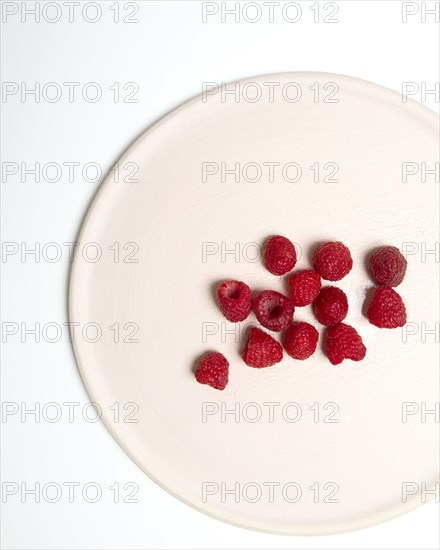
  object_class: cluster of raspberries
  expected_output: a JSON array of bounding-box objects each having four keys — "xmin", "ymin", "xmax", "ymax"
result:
[{"xmin": 195, "ymin": 236, "xmax": 408, "ymax": 390}]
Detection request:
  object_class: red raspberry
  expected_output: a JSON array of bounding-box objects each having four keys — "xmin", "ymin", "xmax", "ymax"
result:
[
  {"xmin": 288, "ymin": 270, "xmax": 321, "ymax": 306},
  {"xmin": 195, "ymin": 352, "xmax": 229, "ymax": 390},
  {"xmin": 313, "ymin": 241, "xmax": 353, "ymax": 281},
  {"xmin": 367, "ymin": 287, "xmax": 407, "ymax": 328},
  {"xmin": 264, "ymin": 235, "xmax": 297, "ymax": 275},
  {"xmin": 216, "ymin": 280, "xmax": 252, "ymax": 322},
  {"xmin": 242, "ymin": 327, "xmax": 283, "ymax": 368},
  {"xmin": 283, "ymin": 322, "xmax": 319, "ymax": 360},
  {"xmin": 369, "ymin": 246, "xmax": 407, "ymax": 287},
  {"xmin": 253, "ymin": 290, "xmax": 294, "ymax": 332},
  {"xmin": 325, "ymin": 323, "xmax": 366, "ymax": 365},
  {"xmin": 312, "ymin": 286, "xmax": 348, "ymax": 326}
]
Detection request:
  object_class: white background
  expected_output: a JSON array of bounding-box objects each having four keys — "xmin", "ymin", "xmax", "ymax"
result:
[{"xmin": 1, "ymin": 1, "xmax": 439, "ymax": 549}]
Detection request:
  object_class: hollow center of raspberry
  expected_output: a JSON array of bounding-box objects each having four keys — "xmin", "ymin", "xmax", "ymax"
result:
[
  {"xmin": 226, "ymin": 287, "xmax": 240, "ymax": 300},
  {"xmin": 266, "ymin": 303, "xmax": 282, "ymax": 319}
]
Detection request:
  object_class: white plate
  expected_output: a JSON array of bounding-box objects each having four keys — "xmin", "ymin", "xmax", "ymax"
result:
[{"xmin": 69, "ymin": 73, "xmax": 439, "ymax": 535}]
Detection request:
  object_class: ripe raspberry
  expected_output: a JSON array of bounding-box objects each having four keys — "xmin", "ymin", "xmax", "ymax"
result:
[
  {"xmin": 195, "ymin": 352, "xmax": 229, "ymax": 390},
  {"xmin": 367, "ymin": 287, "xmax": 407, "ymax": 328},
  {"xmin": 216, "ymin": 280, "xmax": 252, "ymax": 322},
  {"xmin": 253, "ymin": 290, "xmax": 294, "ymax": 332},
  {"xmin": 288, "ymin": 270, "xmax": 321, "ymax": 307},
  {"xmin": 325, "ymin": 323, "xmax": 366, "ymax": 365},
  {"xmin": 313, "ymin": 241, "xmax": 353, "ymax": 281},
  {"xmin": 264, "ymin": 235, "xmax": 297, "ymax": 276},
  {"xmin": 369, "ymin": 246, "xmax": 407, "ymax": 287},
  {"xmin": 312, "ymin": 286, "xmax": 348, "ymax": 326},
  {"xmin": 242, "ymin": 327, "xmax": 283, "ymax": 368},
  {"xmin": 283, "ymin": 322, "xmax": 319, "ymax": 360}
]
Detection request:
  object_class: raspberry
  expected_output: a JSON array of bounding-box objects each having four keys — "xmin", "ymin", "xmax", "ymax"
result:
[
  {"xmin": 253, "ymin": 290, "xmax": 294, "ymax": 332},
  {"xmin": 288, "ymin": 270, "xmax": 321, "ymax": 307},
  {"xmin": 367, "ymin": 287, "xmax": 407, "ymax": 328},
  {"xmin": 195, "ymin": 352, "xmax": 229, "ymax": 390},
  {"xmin": 264, "ymin": 235, "xmax": 297, "ymax": 276},
  {"xmin": 313, "ymin": 241, "xmax": 353, "ymax": 281},
  {"xmin": 242, "ymin": 327, "xmax": 283, "ymax": 368},
  {"xmin": 216, "ymin": 280, "xmax": 252, "ymax": 322},
  {"xmin": 283, "ymin": 322, "xmax": 319, "ymax": 360},
  {"xmin": 312, "ymin": 286, "xmax": 348, "ymax": 326},
  {"xmin": 369, "ymin": 246, "xmax": 407, "ymax": 287},
  {"xmin": 325, "ymin": 323, "xmax": 366, "ymax": 365}
]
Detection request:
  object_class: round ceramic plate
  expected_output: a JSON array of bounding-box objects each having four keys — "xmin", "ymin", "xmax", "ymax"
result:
[{"xmin": 69, "ymin": 72, "xmax": 439, "ymax": 535}]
